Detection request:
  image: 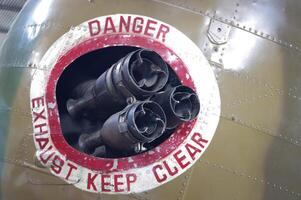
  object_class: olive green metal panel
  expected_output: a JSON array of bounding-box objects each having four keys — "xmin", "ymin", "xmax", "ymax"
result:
[{"xmin": 1, "ymin": 0, "xmax": 301, "ymax": 199}]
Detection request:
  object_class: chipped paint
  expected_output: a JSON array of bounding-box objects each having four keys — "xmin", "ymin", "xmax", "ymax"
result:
[{"xmin": 29, "ymin": 14, "xmax": 220, "ymax": 194}]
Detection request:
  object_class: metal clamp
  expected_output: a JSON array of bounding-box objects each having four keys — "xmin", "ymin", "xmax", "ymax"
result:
[{"xmin": 208, "ymin": 19, "xmax": 231, "ymax": 45}]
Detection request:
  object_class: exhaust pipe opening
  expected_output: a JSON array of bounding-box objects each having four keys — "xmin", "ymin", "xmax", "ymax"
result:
[
  {"xmin": 78, "ymin": 101, "xmax": 166, "ymax": 154},
  {"xmin": 56, "ymin": 46, "xmax": 199, "ymax": 158},
  {"xmin": 151, "ymin": 85, "xmax": 200, "ymax": 129},
  {"xmin": 66, "ymin": 49, "xmax": 169, "ymax": 121}
]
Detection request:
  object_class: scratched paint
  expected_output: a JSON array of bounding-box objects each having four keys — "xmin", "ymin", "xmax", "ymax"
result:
[{"xmin": 30, "ymin": 14, "xmax": 221, "ymax": 194}]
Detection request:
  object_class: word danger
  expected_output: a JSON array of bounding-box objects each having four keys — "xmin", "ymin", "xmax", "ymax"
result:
[{"xmin": 88, "ymin": 15, "xmax": 170, "ymax": 42}]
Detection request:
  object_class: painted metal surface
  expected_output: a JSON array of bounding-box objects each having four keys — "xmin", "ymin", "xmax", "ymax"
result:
[
  {"xmin": 0, "ymin": 0, "xmax": 301, "ymax": 199},
  {"xmin": 29, "ymin": 14, "xmax": 220, "ymax": 193},
  {"xmin": 0, "ymin": 0, "xmax": 27, "ymax": 45}
]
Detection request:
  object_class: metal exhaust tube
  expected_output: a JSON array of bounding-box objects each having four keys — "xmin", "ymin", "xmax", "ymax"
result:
[
  {"xmin": 66, "ymin": 49, "xmax": 169, "ymax": 120},
  {"xmin": 151, "ymin": 85, "xmax": 200, "ymax": 129},
  {"xmin": 78, "ymin": 101, "xmax": 166, "ymax": 154}
]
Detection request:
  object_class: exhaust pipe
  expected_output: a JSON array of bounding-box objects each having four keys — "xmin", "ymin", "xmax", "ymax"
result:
[
  {"xmin": 64, "ymin": 49, "xmax": 200, "ymax": 157},
  {"xmin": 151, "ymin": 85, "xmax": 200, "ymax": 129},
  {"xmin": 66, "ymin": 49, "xmax": 169, "ymax": 120},
  {"xmin": 78, "ymin": 101, "xmax": 166, "ymax": 154}
]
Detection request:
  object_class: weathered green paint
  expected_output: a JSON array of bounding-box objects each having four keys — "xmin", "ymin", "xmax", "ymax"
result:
[
  {"xmin": 1, "ymin": 0, "xmax": 301, "ymax": 199},
  {"xmin": 0, "ymin": 67, "xmax": 26, "ymax": 199}
]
